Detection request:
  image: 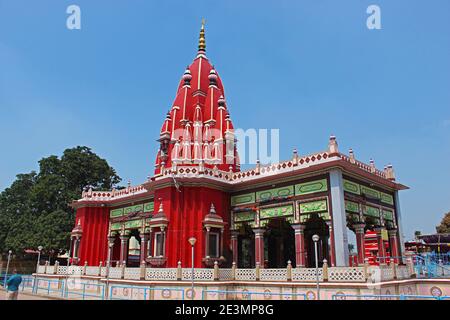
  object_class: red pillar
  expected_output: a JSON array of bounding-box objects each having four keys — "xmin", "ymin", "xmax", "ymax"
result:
[
  {"xmin": 326, "ymin": 221, "xmax": 336, "ymax": 267},
  {"xmin": 293, "ymin": 224, "xmax": 306, "ymax": 267},
  {"xmin": 374, "ymin": 228, "xmax": 386, "ymax": 264},
  {"xmin": 119, "ymin": 233, "xmax": 129, "ymax": 266},
  {"xmin": 140, "ymin": 232, "xmax": 149, "ymax": 264},
  {"xmin": 253, "ymin": 228, "xmax": 265, "ymax": 268},
  {"xmin": 230, "ymin": 230, "xmax": 239, "ymax": 265},
  {"xmin": 353, "ymin": 224, "xmax": 366, "ymax": 265},
  {"xmin": 388, "ymin": 229, "xmax": 399, "ymax": 264}
]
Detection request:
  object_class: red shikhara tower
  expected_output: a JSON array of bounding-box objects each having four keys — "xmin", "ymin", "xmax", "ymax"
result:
[
  {"xmin": 155, "ymin": 20, "xmax": 238, "ymax": 175},
  {"xmin": 149, "ymin": 21, "xmax": 238, "ymax": 267}
]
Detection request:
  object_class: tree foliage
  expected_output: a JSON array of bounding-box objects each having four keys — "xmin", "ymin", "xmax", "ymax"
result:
[
  {"xmin": 0, "ymin": 146, "xmax": 121, "ymax": 257},
  {"xmin": 436, "ymin": 212, "xmax": 450, "ymax": 233}
]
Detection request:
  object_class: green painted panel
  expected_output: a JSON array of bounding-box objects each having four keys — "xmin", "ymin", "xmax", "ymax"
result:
[
  {"xmin": 380, "ymin": 192, "xmax": 394, "ymax": 205},
  {"xmin": 256, "ymin": 186, "xmax": 294, "ymax": 201},
  {"xmin": 144, "ymin": 202, "xmax": 154, "ymax": 213},
  {"xmin": 110, "ymin": 208, "xmax": 124, "ymax": 218},
  {"xmin": 382, "ymin": 209, "xmax": 394, "ymax": 221},
  {"xmin": 260, "ymin": 205, "xmax": 294, "ymax": 219},
  {"xmin": 124, "ymin": 204, "xmax": 144, "ymax": 215},
  {"xmin": 299, "ymin": 200, "xmax": 328, "ymax": 214},
  {"xmin": 360, "ymin": 186, "xmax": 381, "ymax": 199},
  {"xmin": 111, "ymin": 222, "xmax": 122, "ymax": 230},
  {"xmin": 124, "ymin": 219, "xmax": 142, "ymax": 229},
  {"xmin": 231, "ymin": 193, "xmax": 256, "ymax": 206},
  {"xmin": 363, "ymin": 205, "xmax": 380, "ymax": 217},
  {"xmin": 234, "ymin": 211, "xmax": 256, "ymax": 222},
  {"xmin": 345, "ymin": 201, "xmax": 360, "ymax": 213},
  {"xmin": 343, "ymin": 180, "xmax": 361, "ymax": 195},
  {"xmin": 295, "ymin": 179, "xmax": 328, "ymax": 195}
]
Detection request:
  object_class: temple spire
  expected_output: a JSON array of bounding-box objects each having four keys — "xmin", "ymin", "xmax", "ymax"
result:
[{"xmin": 198, "ymin": 18, "xmax": 206, "ymax": 53}]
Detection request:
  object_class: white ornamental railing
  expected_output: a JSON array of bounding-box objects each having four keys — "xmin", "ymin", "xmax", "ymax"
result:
[
  {"xmin": 235, "ymin": 269, "xmax": 257, "ymax": 281},
  {"xmin": 328, "ymin": 267, "xmax": 365, "ymax": 282},
  {"xmin": 37, "ymin": 265, "xmax": 46, "ymax": 274},
  {"xmin": 181, "ymin": 268, "xmax": 214, "ymax": 281},
  {"xmin": 37, "ymin": 263, "xmax": 418, "ymax": 283},
  {"xmin": 109, "ymin": 267, "xmax": 123, "ymax": 279},
  {"xmin": 218, "ymin": 269, "xmax": 234, "ymax": 281},
  {"xmin": 292, "ymin": 268, "xmax": 322, "ymax": 282},
  {"xmin": 396, "ymin": 265, "xmax": 410, "ymax": 279},
  {"xmin": 124, "ymin": 267, "xmax": 141, "ymax": 280},
  {"xmin": 260, "ymin": 268, "xmax": 288, "ymax": 281},
  {"xmin": 85, "ymin": 266, "xmax": 100, "ymax": 276},
  {"xmin": 45, "ymin": 266, "xmax": 55, "ymax": 274},
  {"xmin": 145, "ymin": 268, "xmax": 178, "ymax": 281}
]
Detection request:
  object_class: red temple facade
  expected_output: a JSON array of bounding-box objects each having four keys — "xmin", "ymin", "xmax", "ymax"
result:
[{"xmin": 70, "ymin": 22, "xmax": 409, "ymax": 269}]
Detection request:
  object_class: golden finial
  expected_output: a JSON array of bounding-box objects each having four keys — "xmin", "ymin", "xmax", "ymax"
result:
[{"xmin": 198, "ymin": 18, "xmax": 206, "ymax": 52}]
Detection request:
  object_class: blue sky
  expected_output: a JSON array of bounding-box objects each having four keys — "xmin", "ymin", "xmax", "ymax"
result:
[{"xmin": 1, "ymin": 0, "xmax": 449, "ymax": 240}]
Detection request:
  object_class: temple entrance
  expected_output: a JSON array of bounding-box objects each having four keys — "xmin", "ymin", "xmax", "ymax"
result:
[
  {"xmin": 127, "ymin": 229, "xmax": 141, "ymax": 267},
  {"xmin": 304, "ymin": 215, "xmax": 330, "ymax": 268},
  {"xmin": 112, "ymin": 233, "xmax": 121, "ymax": 266},
  {"xmin": 265, "ymin": 219, "xmax": 295, "ymax": 268},
  {"xmin": 237, "ymin": 224, "xmax": 255, "ymax": 268}
]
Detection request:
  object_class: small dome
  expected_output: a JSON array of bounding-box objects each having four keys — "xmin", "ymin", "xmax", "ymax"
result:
[
  {"xmin": 208, "ymin": 68, "xmax": 218, "ymax": 85},
  {"xmin": 182, "ymin": 67, "xmax": 192, "ymax": 84},
  {"xmin": 218, "ymin": 95, "xmax": 226, "ymax": 106}
]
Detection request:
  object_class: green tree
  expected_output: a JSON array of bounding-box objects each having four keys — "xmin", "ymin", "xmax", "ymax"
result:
[
  {"xmin": 0, "ymin": 146, "xmax": 121, "ymax": 257},
  {"xmin": 436, "ymin": 212, "xmax": 450, "ymax": 233}
]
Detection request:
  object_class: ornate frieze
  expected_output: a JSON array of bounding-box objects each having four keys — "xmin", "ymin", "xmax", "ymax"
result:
[
  {"xmin": 259, "ymin": 204, "xmax": 294, "ymax": 219},
  {"xmin": 256, "ymin": 186, "xmax": 294, "ymax": 202},
  {"xmin": 295, "ymin": 178, "xmax": 328, "ymax": 195}
]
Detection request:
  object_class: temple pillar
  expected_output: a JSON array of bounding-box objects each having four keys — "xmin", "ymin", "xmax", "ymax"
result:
[
  {"xmin": 374, "ymin": 227, "xmax": 386, "ymax": 264},
  {"xmin": 329, "ymin": 169, "xmax": 350, "ymax": 266},
  {"xmin": 353, "ymin": 224, "xmax": 366, "ymax": 265},
  {"xmin": 140, "ymin": 232, "xmax": 149, "ymax": 264},
  {"xmin": 253, "ymin": 228, "xmax": 265, "ymax": 268},
  {"xmin": 119, "ymin": 233, "xmax": 130, "ymax": 266},
  {"xmin": 205, "ymin": 227, "xmax": 211, "ymax": 257},
  {"xmin": 230, "ymin": 230, "xmax": 239, "ymax": 265},
  {"xmin": 292, "ymin": 224, "xmax": 306, "ymax": 267},
  {"xmin": 107, "ymin": 235, "xmax": 115, "ymax": 266},
  {"xmin": 388, "ymin": 229, "xmax": 400, "ymax": 264},
  {"xmin": 394, "ymin": 191, "xmax": 405, "ymax": 263},
  {"xmin": 326, "ymin": 221, "xmax": 336, "ymax": 267}
]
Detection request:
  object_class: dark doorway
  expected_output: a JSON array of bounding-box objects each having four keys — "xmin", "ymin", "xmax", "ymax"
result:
[
  {"xmin": 304, "ymin": 215, "xmax": 330, "ymax": 268},
  {"xmin": 112, "ymin": 233, "xmax": 121, "ymax": 266},
  {"xmin": 127, "ymin": 229, "xmax": 141, "ymax": 267},
  {"xmin": 265, "ymin": 218, "xmax": 295, "ymax": 268},
  {"xmin": 237, "ymin": 224, "xmax": 255, "ymax": 268}
]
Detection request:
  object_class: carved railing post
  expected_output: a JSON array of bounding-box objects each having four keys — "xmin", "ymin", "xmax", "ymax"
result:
[
  {"xmin": 391, "ymin": 261, "xmax": 397, "ymax": 279},
  {"xmin": 121, "ymin": 261, "xmax": 126, "ymax": 279},
  {"xmin": 286, "ymin": 260, "xmax": 292, "ymax": 281},
  {"xmin": 140, "ymin": 261, "xmax": 146, "ymax": 280},
  {"xmin": 231, "ymin": 262, "xmax": 236, "ymax": 281},
  {"xmin": 213, "ymin": 261, "xmax": 219, "ymax": 281},
  {"xmin": 44, "ymin": 261, "xmax": 49, "ymax": 274},
  {"xmin": 177, "ymin": 261, "xmax": 182, "ymax": 281},
  {"xmin": 406, "ymin": 255, "xmax": 415, "ymax": 278},
  {"xmin": 322, "ymin": 259, "xmax": 328, "ymax": 282},
  {"xmin": 98, "ymin": 261, "xmax": 102, "ymax": 276},
  {"xmin": 363, "ymin": 258, "xmax": 370, "ymax": 280},
  {"xmin": 83, "ymin": 261, "xmax": 88, "ymax": 275},
  {"xmin": 54, "ymin": 261, "xmax": 59, "ymax": 275},
  {"xmin": 255, "ymin": 262, "xmax": 260, "ymax": 281}
]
